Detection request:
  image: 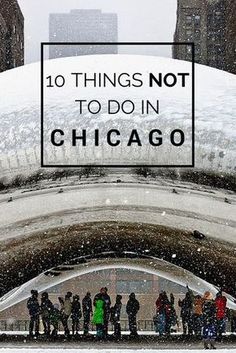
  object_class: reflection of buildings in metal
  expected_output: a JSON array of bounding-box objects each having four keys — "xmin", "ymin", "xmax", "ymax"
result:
[{"xmin": 1, "ymin": 255, "xmax": 236, "ymax": 315}]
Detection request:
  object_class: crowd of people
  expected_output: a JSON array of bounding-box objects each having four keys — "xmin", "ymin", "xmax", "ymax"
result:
[
  {"xmin": 26, "ymin": 286, "xmax": 236, "ymax": 349},
  {"xmin": 27, "ymin": 287, "xmax": 140, "ymax": 341},
  {"xmin": 154, "ymin": 286, "xmax": 233, "ymax": 350}
]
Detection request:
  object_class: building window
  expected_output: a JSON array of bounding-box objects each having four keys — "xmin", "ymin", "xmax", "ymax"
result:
[
  {"xmin": 116, "ymin": 280, "xmax": 152, "ymax": 294},
  {"xmin": 186, "ymin": 15, "xmax": 192, "ymax": 25},
  {"xmin": 47, "ymin": 283, "xmax": 64, "ymax": 294},
  {"xmin": 194, "ymin": 15, "xmax": 201, "ymax": 26},
  {"xmin": 195, "ymin": 45, "xmax": 201, "ymax": 54},
  {"xmin": 186, "ymin": 29, "xmax": 193, "ymax": 40},
  {"xmin": 158, "ymin": 278, "xmax": 186, "ymax": 294},
  {"xmin": 195, "ymin": 29, "xmax": 201, "ymax": 40},
  {"xmin": 186, "ymin": 45, "xmax": 192, "ymax": 54}
]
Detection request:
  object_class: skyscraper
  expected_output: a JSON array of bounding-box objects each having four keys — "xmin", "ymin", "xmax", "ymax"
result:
[
  {"xmin": 173, "ymin": 0, "xmax": 236, "ymax": 74},
  {"xmin": 173, "ymin": 0, "xmax": 208, "ymax": 65},
  {"xmin": 49, "ymin": 9, "xmax": 118, "ymax": 59},
  {"xmin": 0, "ymin": 0, "xmax": 24, "ymax": 73},
  {"xmin": 225, "ymin": 0, "xmax": 236, "ymax": 74}
]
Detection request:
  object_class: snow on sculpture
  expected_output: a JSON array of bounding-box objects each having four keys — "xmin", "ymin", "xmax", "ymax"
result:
[{"xmin": 0, "ymin": 55, "xmax": 235, "ymax": 174}]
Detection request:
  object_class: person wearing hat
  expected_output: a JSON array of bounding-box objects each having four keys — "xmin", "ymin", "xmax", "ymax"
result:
[
  {"xmin": 71, "ymin": 294, "xmax": 82, "ymax": 336},
  {"xmin": 27, "ymin": 290, "xmax": 40, "ymax": 338},
  {"xmin": 202, "ymin": 291, "xmax": 217, "ymax": 350}
]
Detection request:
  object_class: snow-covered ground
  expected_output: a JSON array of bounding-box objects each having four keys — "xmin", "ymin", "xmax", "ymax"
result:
[{"xmin": 0, "ymin": 55, "xmax": 235, "ymax": 173}]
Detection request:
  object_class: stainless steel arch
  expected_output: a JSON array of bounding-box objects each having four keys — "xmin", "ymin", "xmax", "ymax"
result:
[{"xmin": 1, "ymin": 253, "xmax": 236, "ymax": 312}]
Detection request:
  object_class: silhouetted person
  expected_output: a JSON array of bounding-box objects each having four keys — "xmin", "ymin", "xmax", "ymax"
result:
[
  {"xmin": 27, "ymin": 290, "xmax": 40, "ymax": 338},
  {"xmin": 82, "ymin": 292, "xmax": 93, "ymax": 335},
  {"xmin": 41, "ymin": 292, "xmax": 53, "ymax": 337},
  {"xmin": 111, "ymin": 295, "xmax": 122, "ymax": 340},
  {"xmin": 126, "ymin": 293, "xmax": 140, "ymax": 337},
  {"xmin": 71, "ymin": 295, "xmax": 82, "ymax": 336},
  {"xmin": 59, "ymin": 291, "xmax": 72, "ymax": 337},
  {"xmin": 178, "ymin": 287, "xmax": 193, "ymax": 335}
]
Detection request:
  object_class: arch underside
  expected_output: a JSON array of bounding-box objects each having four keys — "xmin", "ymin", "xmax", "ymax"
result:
[
  {"xmin": 0, "ymin": 220, "xmax": 236, "ymax": 312},
  {"xmin": 1, "ymin": 254, "xmax": 236, "ymax": 313}
]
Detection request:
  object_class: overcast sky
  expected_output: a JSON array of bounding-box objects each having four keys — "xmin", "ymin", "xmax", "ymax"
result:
[{"xmin": 18, "ymin": 0, "xmax": 177, "ymax": 64}]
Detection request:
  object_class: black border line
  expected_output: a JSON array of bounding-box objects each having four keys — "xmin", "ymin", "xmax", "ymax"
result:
[{"xmin": 41, "ymin": 42, "xmax": 195, "ymax": 168}]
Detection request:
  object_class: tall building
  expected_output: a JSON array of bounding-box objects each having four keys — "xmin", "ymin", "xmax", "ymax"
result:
[
  {"xmin": 49, "ymin": 9, "xmax": 118, "ymax": 59},
  {"xmin": 225, "ymin": 0, "xmax": 236, "ymax": 74},
  {"xmin": 173, "ymin": 0, "xmax": 208, "ymax": 65},
  {"xmin": 173, "ymin": 0, "xmax": 236, "ymax": 74},
  {"xmin": 0, "ymin": 0, "xmax": 24, "ymax": 73}
]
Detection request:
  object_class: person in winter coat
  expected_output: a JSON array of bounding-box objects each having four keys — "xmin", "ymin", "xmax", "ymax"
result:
[
  {"xmin": 102, "ymin": 287, "xmax": 111, "ymax": 337},
  {"xmin": 192, "ymin": 294, "xmax": 204, "ymax": 336},
  {"xmin": 71, "ymin": 295, "xmax": 82, "ymax": 336},
  {"xmin": 169, "ymin": 293, "xmax": 178, "ymax": 332},
  {"xmin": 27, "ymin": 290, "xmax": 40, "ymax": 338},
  {"xmin": 215, "ymin": 291, "xmax": 227, "ymax": 340},
  {"xmin": 82, "ymin": 292, "xmax": 93, "ymax": 335},
  {"xmin": 94, "ymin": 287, "xmax": 111, "ymax": 338},
  {"xmin": 49, "ymin": 303, "xmax": 61, "ymax": 338},
  {"xmin": 155, "ymin": 292, "xmax": 168, "ymax": 336},
  {"xmin": 41, "ymin": 292, "xmax": 54, "ymax": 337},
  {"xmin": 92, "ymin": 292, "xmax": 105, "ymax": 339},
  {"xmin": 126, "ymin": 292, "xmax": 140, "ymax": 337},
  {"xmin": 178, "ymin": 287, "xmax": 194, "ymax": 335},
  {"xmin": 59, "ymin": 291, "xmax": 72, "ymax": 337},
  {"xmin": 202, "ymin": 291, "xmax": 217, "ymax": 350},
  {"xmin": 110, "ymin": 295, "xmax": 122, "ymax": 340}
]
